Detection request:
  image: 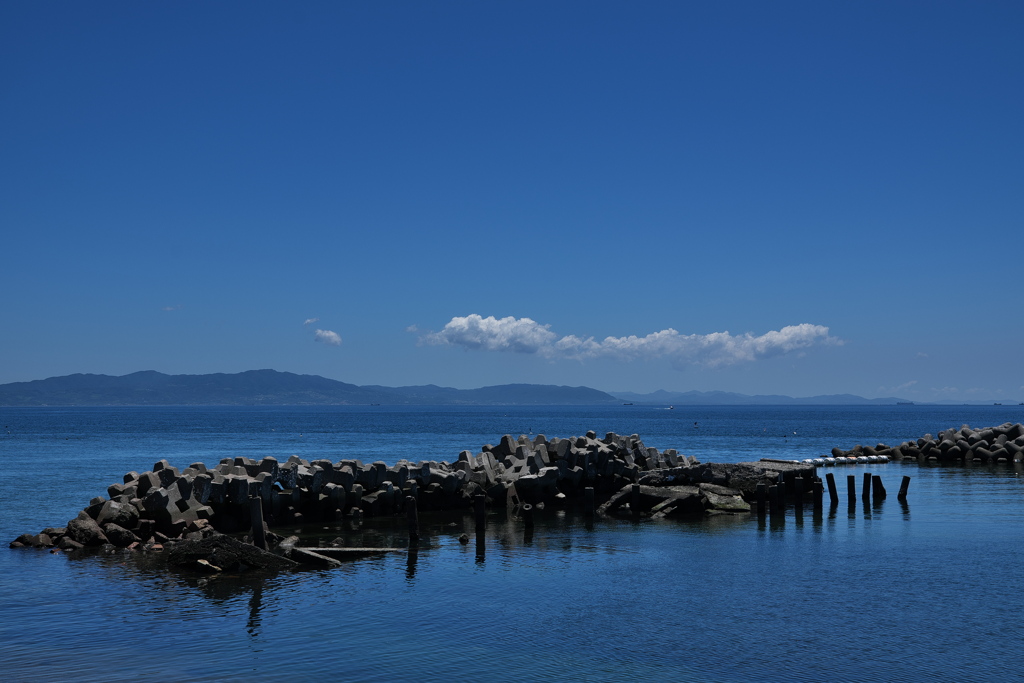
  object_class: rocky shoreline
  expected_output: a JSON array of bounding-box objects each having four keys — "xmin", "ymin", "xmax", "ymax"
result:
[{"xmin": 9, "ymin": 431, "xmax": 809, "ymax": 562}]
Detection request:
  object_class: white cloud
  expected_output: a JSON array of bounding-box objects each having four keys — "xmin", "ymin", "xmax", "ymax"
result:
[
  {"xmin": 314, "ymin": 329, "xmax": 341, "ymax": 346},
  {"xmin": 423, "ymin": 315, "xmax": 558, "ymax": 354},
  {"xmin": 420, "ymin": 315, "xmax": 839, "ymax": 367},
  {"xmin": 304, "ymin": 317, "xmax": 319, "ymax": 326},
  {"xmin": 916, "ymin": 352, "xmax": 929, "ymax": 359},
  {"xmin": 161, "ymin": 305, "xmax": 182, "ymax": 311}
]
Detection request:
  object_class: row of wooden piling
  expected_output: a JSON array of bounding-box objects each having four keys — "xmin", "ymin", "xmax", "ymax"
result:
[{"xmin": 754, "ymin": 472, "xmax": 911, "ymax": 518}]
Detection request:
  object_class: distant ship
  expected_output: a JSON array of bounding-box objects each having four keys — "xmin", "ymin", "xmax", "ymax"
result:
[
  {"xmin": 896, "ymin": 401, "xmax": 914, "ymax": 405},
  {"xmin": 622, "ymin": 402, "xmax": 633, "ymax": 405}
]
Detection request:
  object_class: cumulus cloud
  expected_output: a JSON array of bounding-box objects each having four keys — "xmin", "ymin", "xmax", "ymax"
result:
[
  {"xmin": 420, "ymin": 314, "xmax": 839, "ymax": 368},
  {"xmin": 314, "ymin": 329, "xmax": 341, "ymax": 346},
  {"xmin": 422, "ymin": 315, "xmax": 558, "ymax": 354},
  {"xmin": 304, "ymin": 317, "xmax": 319, "ymax": 326}
]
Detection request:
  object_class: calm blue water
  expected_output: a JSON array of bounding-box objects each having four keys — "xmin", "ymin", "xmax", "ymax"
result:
[{"xmin": 2, "ymin": 404, "xmax": 1023, "ymax": 682}]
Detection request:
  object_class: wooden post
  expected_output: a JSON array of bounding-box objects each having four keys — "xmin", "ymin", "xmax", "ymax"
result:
[
  {"xmin": 813, "ymin": 478, "xmax": 823, "ymax": 510},
  {"xmin": 825, "ymin": 472, "xmax": 839, "ymax": 505},
  {"xmin": 872, "ymin": 475, "xmax": 887, "ymax": 500},
  {"xmin": 768, "ymin": 484, "xmax": 780, "ymax": 517},
  {"xmin": 249, "ymin": 496, "xmax": 266, "ymax": 550},
  {"xmin": 897, "ymin": 475, "xmax": 911, "ymax": 501},
  {"xmin": 794, "ymin": 477, "xmax": 804, "ymax": 512},
  {"xmin": 630, "ymin": 483, "xmax": 641, "ymax": 516},
  {"xmin": 776, "ymin": 472, "xmax": 786, "ymax": 507},
  {"xmin": 406, "ymin": 495, "xmax": 419, "ymax": 547},
  {"xmin": 474, "ymin": 494, "xmax": 486, "ymax": 532},
  {"xmin": 862, "ymin": 472, "xmax": 872, "ymax": 501},
  {"xmin": 847, "ymin": 475, "xmax": 856, "ymax": 504},
  {"xmin": 584, "ymin": 486, "xmax": 595, "ymax": 517},
  {"xmin": 755, "ymin": 482, "xmax": 767, "ymax": 517},
  {"xmin": 522, "ymin": 503, "xmax": 534, "ymax": 528}
]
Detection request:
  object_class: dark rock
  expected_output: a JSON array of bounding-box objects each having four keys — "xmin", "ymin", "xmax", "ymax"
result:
[
  {"xmin": 96, "ymin": 500, "xmax": 140, "ymax": 530},
  {"xmin": 58, "ymin": 536, "xmax": 84, "ymax": 551},
  {"xmin": 31, "ymin": 533, "xmax": 54, "ymax": 548},
  {"xmin": 10, "ymin": 533, "xmax": 35, "ymax": 548},
  {"xmin": 103, "ymin": 523, "xmax": 139, "ymax": 547},
  {"xmin": 84, "ymin": 498, "xmax": 106, "ymax": 520},
  {"xmin": 66, "ymin": 513, "xmax": 109, "ymax": 546}
]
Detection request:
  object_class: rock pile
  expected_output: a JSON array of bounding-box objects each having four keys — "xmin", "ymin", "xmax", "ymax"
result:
[
  {"xmin": 9, "ymin": 431, "xmax": 804, "ymax": 551},
  {"xmin": 836, "ymin": 422, "xmax": 1024, "ymax": 464}
]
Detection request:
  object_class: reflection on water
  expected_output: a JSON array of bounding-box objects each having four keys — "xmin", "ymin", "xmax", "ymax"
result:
[
  {"xmin": 5, "ymin": 403, "xmax": 1024, "ymax": 681},
  {"xmin": 4, "ymin": 470, "xmax": 1023, "ymax": 682},
  {"xmin": 247, "ymin": 579, "xmax": 262, "ymax": 637}
]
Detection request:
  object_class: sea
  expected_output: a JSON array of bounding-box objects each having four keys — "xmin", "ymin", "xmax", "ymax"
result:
[{"xmin": 2, "ymin": 404, "xmax": 1023, "ymax": 682}]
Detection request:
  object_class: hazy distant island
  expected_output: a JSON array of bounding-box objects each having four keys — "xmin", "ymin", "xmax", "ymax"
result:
[
  {"xmin": 0, "ymin": 369, "xmax": 951, "ymax": 407},
  {"xmin": 0, "ymin": 370, "xmax": 618, "ymax": 406}
]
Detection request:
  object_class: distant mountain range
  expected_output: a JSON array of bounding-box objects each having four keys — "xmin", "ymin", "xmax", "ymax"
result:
[
  {"xmin": 0, "ymin": 370, "xmax": 620, "ymax": 406},
  {"xmin": 0, "ymin": 369, "xmax": 998, "ymax": 406},
  {"xmin": 610, "ymin": 389, "xmax": 910, "ymax": 405}
]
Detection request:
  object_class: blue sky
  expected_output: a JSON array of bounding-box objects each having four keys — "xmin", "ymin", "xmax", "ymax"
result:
[{"xmin": 2, "ymin": 1, "xmax": 1021, "ymax": 401}]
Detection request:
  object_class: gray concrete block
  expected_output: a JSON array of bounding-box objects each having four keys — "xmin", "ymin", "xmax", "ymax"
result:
[
  {"xmin": 193, "ymin": 473, "xmax": 213, "ymax": 504},
  {"xmin": 97, "ymin": 500, "xmax": 140, "ymax": 530},
  {"xmin": 332, "ymin": 465, "xmax": 354, "ymax": 491},
  {"xmin": 135, "ymin": 471, "xmax": 161, "ymax": 497},
  {"xmin": 278, "ymin": 462, "xmax": 298, "ymax": 489}
]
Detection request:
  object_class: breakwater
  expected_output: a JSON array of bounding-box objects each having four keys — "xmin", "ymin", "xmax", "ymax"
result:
[
  {"xmin": 9, "ymin": 431, "xmax": 812, "ymax": 554},
  {"xmin": 839, "ymin": 421, "xmax": 1024, "ymax": 464}
]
